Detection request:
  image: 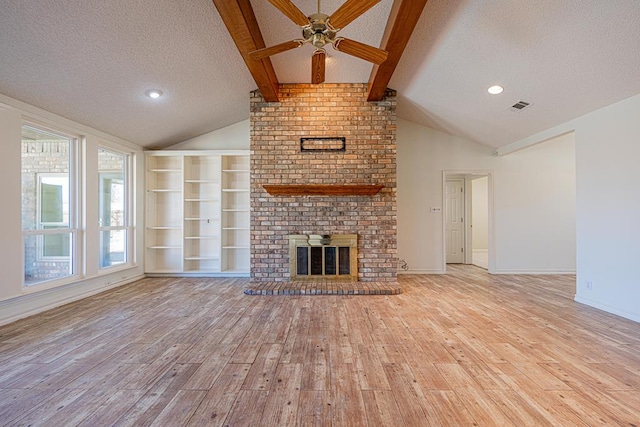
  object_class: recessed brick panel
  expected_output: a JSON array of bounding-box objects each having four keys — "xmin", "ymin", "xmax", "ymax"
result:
[{"xmin": 250, "ymin": 84, "xmax": 397, "ymax": 282}]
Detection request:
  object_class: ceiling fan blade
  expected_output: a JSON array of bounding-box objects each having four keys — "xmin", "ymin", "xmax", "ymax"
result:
[
  {"xmin": 333, "ymin": 38, "xmax": 388, "ymax": 64},
  {"xmin": 311, "ymin": 49, "xmax": 326, "ymax": 84},
  {"xmin": 268, "ymin": 0, "xmax": 309, "ymax": 26},
  {"xmin": 249, "ymin": 40, "xmax": 303, "ymax": 60},
  {"xmin": 329, "ymin": 0, "xmax": 380, "ymax": 30}
]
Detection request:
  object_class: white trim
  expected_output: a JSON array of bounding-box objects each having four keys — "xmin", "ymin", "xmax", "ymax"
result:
[
  {"xmin": 145, "ymin": 149, "xmax": 249, "ymax": 157},
  {"xmin": 398, "ymin": 269, "xmax": 445, "ymax": 274},
  {"xmin": 0, "ymin": 273, "xmax": 144, "ymax": 326},
  {"xmin": 493, "ymin": 269, "xmax": 576, "ymax": 275},
  {"xmin": 574, "ymin": 295, "xmax": 640, "ymax": 324},
  {"xmin": 98, "ymin": 147, "xmax": 132, "ymax": 270},
  {"xmin": 144, "ymin": 272, "xmax": 250, "ymax": 278},
  {"xmin": 21, "ymin": 123, "xmax": 82, "ymax": 288}
]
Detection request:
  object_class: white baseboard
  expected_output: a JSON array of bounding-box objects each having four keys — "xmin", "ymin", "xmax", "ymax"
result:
[
  {"xmin": 399, "ymin": 268, "xmax": 575, "ymax": 275},
  {"xmin": 574, "ymin": 294, "xmax": 640, "ymax": 323},
  {"xmin": 0, "ymin": 274, "xmax": 144, "ymax": 326},
  {"xmin": 492, "ymin": 269, "xmax": 576, "ymax": 275},
  {"xmin": 398, "ymin": 269, "xmax": 445, "ymax": 275}
]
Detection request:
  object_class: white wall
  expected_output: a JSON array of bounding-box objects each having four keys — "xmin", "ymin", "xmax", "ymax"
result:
[
  {"xmin": 0, "ymin": 95, "xmax": 145, "ymax": 325},
  {"xmin": 397, "ymin": 118, "xmax": 576, "ymax": 274},
  {"xmin": 503, "ymin": 92, "xmax": 640, "ymax": 322},
  {"xmin": 0, "ymin": 107, "xmax": 24, "ymax": 301},
  {"xmin": 471, "ymin": 176, "xmax": 488, "ymax": 250},
  {"xmin": 167, "ymin": 119, "xmax": 249, "ymax": 150}
]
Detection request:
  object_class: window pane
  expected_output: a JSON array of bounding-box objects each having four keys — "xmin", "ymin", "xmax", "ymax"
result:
[
  {"xmin": 43, "ymin": 225, "xmax": 70, "ymax": 257},
  {"xmin": 98, "ymin": 150, "xmax": 125, "ymax": 227},
  {"xmin": 41, "ymin": 183, "xmax": 63, "ymax": 222},
  {"xmin": 24, "ymin": 233, "xmax": 73, "ymax": 285},
  {"xmin": 100, "ymin": 229, "xmax": 126, "ymax": 268}
]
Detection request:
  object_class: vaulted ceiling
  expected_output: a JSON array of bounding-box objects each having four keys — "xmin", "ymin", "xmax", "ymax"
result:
[{"xmin": 1, "ymin": 1, "xmax": 639, "ymax": 149}]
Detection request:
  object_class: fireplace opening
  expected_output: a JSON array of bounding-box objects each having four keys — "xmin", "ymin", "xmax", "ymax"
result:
[
  {"xmin": 290, "ymin": 234, "xmax": 357, "ymax": 281},
  {"xmin": 296, "ymin": 245, "xmax": 350, "ymax": 276}
]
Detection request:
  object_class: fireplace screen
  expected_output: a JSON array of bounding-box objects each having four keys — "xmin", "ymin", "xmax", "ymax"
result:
[
  {"xmin": 296, "ymin": 246, "xmax": 350, "ymax": 276},
  {"xmin": 290, "ymin": 234, "xmax": 357, "ymax": 280}
]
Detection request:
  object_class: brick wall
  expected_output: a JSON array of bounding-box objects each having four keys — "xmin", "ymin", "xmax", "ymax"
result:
[{"xmin": 250, "ymin": 84, "xmax": 397, "ymax": 282}]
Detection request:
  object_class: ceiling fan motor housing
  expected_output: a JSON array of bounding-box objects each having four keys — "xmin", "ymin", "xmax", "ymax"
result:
[{"xmin": 304, "ymin": 13, "xmax": 337, "ymax": 48}]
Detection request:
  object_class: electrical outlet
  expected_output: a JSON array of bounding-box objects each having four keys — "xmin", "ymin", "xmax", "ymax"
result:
[{"xmin": 586, "ymin": 281, "xmax": 593, "ymax": 291}]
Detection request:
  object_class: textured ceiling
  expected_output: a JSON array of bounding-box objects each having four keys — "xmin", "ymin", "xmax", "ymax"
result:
[{"xmin": 1, "ymin": 0, "xmax": 640, "ymax": 149}]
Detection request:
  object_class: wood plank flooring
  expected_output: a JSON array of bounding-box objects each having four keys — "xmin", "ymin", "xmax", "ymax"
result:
[{"xmin": 1, "ymin": 266, "xmax": 640, "ymax": 426}]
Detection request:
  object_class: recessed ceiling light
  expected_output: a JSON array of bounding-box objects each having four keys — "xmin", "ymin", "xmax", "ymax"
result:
[
  {"xmin": 487, "ymin": 85, "xmax": 504, "ymax": 95},
  {"xmin": 146, "ymin": 89, "xmax": 163, "ymax": 99}
]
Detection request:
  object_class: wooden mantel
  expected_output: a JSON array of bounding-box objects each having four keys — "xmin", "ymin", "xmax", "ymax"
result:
[{"xmin": 263, "ymin": 184, "xmax": 384, "ymax": 196}]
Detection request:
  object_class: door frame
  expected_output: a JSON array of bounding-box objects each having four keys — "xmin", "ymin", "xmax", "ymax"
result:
[{"xmin": 442, "ymin": 170, "xmax": 495, "ymax": 274}]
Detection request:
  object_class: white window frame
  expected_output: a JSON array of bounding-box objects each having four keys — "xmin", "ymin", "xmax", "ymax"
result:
[
  {"xmin": 36, "ymin": 173, "xmax": 70, "ymax": 260},
  {"xmin": 98, "ymin": 146, "xmax": 133, "ymax": 271},
  {"xmin": 22, "ymin": 123, "xmax": 81, "ymax": 288}
]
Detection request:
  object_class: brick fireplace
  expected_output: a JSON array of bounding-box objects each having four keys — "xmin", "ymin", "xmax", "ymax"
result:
[{"xmin": 250, "ymin": 83, "xmax": 397, "ymax": 282}]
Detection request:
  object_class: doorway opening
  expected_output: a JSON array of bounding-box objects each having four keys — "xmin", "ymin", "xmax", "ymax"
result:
[{"xmin": 443, "ymin": 171, "xmax": 494, "ymax": 273}]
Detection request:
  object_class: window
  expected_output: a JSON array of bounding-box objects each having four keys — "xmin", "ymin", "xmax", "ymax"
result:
[
  {"xmin": 98, "ymin": 148, "xmax": 130, "ymax": 268},
  {"xmin": 22, "ymin": 125, "xmax": 77, "ymax": 286}
]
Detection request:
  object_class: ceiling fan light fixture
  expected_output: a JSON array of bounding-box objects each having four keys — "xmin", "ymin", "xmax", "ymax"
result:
[
  {"xmin": 487, "ymin": 85, "xmax": 504, "ymax": 95},
  {"xmin": 312, "ymin": 33, "xmax": 326, "ymax": 48}
]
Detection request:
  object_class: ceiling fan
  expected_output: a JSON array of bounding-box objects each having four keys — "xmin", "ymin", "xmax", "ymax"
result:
[{"xmin": 249, "ymin": 0, "xmax": 388, "ymax": 84}]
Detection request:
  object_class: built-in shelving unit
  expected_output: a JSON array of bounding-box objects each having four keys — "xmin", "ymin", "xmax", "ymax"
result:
[{"xmin": 145, "ymin": 150, "xmax": 249, "ymax": 276}]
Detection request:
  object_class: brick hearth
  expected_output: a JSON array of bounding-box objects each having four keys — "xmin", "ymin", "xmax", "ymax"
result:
[{"xmin": 243, "ymin": 281, "xmax": 402, "ymax": 296}]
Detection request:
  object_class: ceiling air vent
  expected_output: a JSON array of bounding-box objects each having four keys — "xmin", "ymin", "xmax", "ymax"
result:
[{"xmin": 510, "ymin": 100, "xmax": 531, "ymax": 112}]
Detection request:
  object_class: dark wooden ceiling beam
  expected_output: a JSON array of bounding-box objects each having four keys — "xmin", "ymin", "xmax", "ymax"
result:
[
  {"xmin": 366, "ymin": 0, "xmax": 429, "ymax": 102},
  {"xmin": 212, "ymin": 0, "xmax": 280, "ymax": 102}
]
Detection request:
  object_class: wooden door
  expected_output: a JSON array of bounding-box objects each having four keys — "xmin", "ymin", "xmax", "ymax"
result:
[{"xmin": 446, "ymin": 179, "xmax": 464, "ymax": 263}]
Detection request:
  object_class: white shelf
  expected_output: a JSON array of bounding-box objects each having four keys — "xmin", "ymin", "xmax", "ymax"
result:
[
  {"xmin": 184, "ymin": 236, "xmax": 218, "ymax": 240},
  {"xmin": 222, "ymin": 189, "xmax": 249, "ymax": 193},
  {"xmin": 185, "ymin": 198, "xmax": 218, "ymax": 202},
  {"xmin": 148, "ymin": 189, "xmax": 180, "ymax": 193},
  {"xmin": 148, "ymin": 245, "xmax": 181, "ymax": 249},
  {"xmin": 185, "ymin": 179, "xmax": 218, "ymax": 183},
  {"xmin": 223, "ymin": 169, "xmax": 249, "ymax": 173},
  {"xmin": 147, "ymin": 226, "xmax": 181, "ymax": 230},
  {"xmin": 149, "ymin": 168, "xmax": 181, "ymax": 172},
  {"xmin": 184, "ymin": 256, "xmax": 220, "ymax": 261}
]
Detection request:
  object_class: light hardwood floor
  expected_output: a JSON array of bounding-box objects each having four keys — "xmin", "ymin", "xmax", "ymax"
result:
[{"xmin": 1, "ymin": 266, "xmax": 640, "ymax": 426}]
